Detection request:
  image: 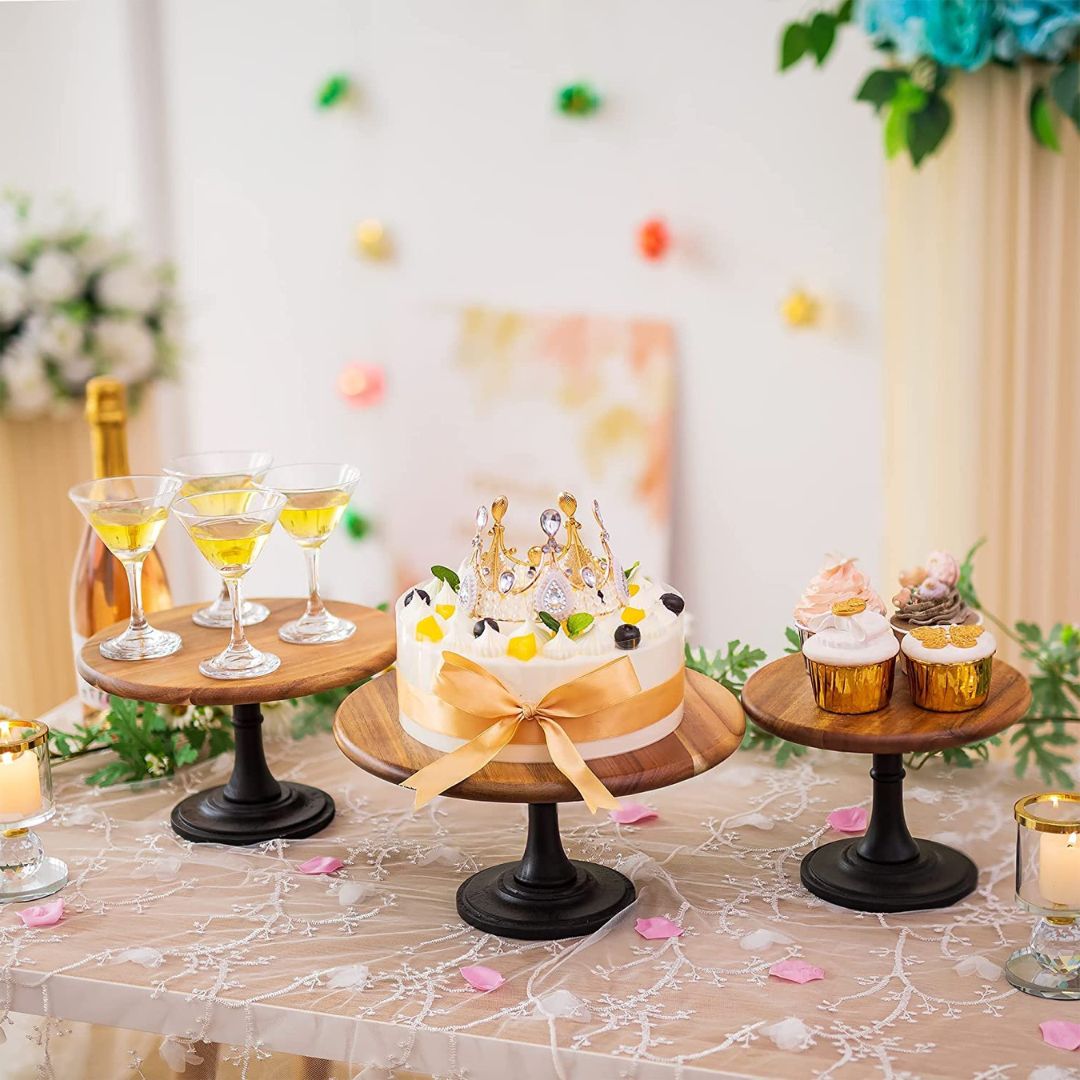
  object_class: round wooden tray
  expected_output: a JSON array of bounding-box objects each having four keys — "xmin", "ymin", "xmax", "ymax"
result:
[
  {"xmin": 334, "ymin": 668, "xmax": 745, "ymax": 805},
  {"xmin": 78, "ymin": 598, "xmax": 396, "ymax": 707},
  {"xmin": 742, "ymin": 652, "xmax": 1030, "ymax": 755}
]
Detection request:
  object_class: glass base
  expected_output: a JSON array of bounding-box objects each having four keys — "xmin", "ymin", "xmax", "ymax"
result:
[
  {"xmin": 99, "ymin": 626, "xmax": 182, "ymax": 661},
  {"xmin": 199, "ymin": 647, "xmax": 280, "ymax": 681},
  {"xmin": 279, "ymin": 611, "xmax": 356, "ymax": 645},
  {"xmin": 0, "ymin": 857, "xmax": 68, "ymax": 904},
  {"xmin": 192, "ymin": 599, "xmax": 270, "ymax": 629},
  {"xmin": 1006, "ymin": 948, "xmax": 1080, "ymax": 1000}
]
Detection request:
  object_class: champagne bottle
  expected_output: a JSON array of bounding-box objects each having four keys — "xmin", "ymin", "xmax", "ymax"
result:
[{"xmin": 70, "ymin": 378, "xmax": 173, "ymax": 716}]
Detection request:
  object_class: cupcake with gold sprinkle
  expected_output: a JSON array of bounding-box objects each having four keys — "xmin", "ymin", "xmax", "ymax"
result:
[
  {"xmin": 901, "ymin": 624, "xmax": 996, "ymax": 711},
  {"xmin": 801, "ymin": 597, "xmax": 899, "ymax": 714}
]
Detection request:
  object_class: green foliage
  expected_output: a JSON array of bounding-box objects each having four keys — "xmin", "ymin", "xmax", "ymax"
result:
[
  {"xmin": 955, "ymin": 537, "xmax": 986, "ymax": 610},
  {"xmin": 784, "ymin": 626, "xmax": 803, "ymax": 654},
  {"xmin": 430, "ymin": 564, "xmax": 460, "ymax": 592},
  {"xmin": 685, "ymin": 640, "xmax": 808, "ymax": 765},
  {"xmin": 856, "ymin": 69, "xmax": 903, "ymax": 112},
  {"xmin": 1030, "ymin": 86, "xmax": 1061, "ymax": 151},
  {"xmin": 779, "ymin": 2, "xmax": 851, "ymax": 71},
  {"xmin": 287, "ymin": 680, "xmax": 369, "ymax": 740},
  {"xmin": 1050, "ymin": 62, "xmax": 1080, "ymax": 131}
]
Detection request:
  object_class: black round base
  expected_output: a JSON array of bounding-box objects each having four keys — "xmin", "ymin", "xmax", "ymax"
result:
[
  {"xmin": 801, "ymin": 837, "xmax": 978, "ymax": 913},
  {"xmin": 457, "ymin": 859, "xmax": 636, "ymax": 940},
  {"xmin": 170, "ymin": 782, "xmax": 335, "ymax": 845}
]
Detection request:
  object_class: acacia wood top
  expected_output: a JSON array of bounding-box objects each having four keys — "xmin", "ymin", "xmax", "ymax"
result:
[
  {"xmin": 78, "ymin": 599, "xmax": 396, "ymax": 707},
  {"xmin": 333, "ymin": 668, "xmax": 745, "ymax": 804},
  {"xmin": 741, "ymin": 652, "xmax": 1031, "ymax": 754}
]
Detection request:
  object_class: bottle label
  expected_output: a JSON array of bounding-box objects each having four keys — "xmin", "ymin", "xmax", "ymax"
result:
[{"xmin": 71, "ymin": 632, "xmax": 110, "ymax": 713}]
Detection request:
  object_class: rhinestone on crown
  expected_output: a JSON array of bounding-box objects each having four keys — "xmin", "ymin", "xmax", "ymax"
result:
[{"xmin": 462, "ymin": 492, "xmax": 625, "ymax": 620}]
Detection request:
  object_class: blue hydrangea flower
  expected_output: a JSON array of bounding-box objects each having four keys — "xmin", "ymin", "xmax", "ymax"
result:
[
  {"xmin": 996, "ymin": 0, "xmax": 1080, "ymax": 61},
  {"xmin": 924, "ymin": 0, "xmax": 996, "ymax": 69},
  {"xmin": 858, "ymin": 0, "xmax": 931, "ymax": 60}
]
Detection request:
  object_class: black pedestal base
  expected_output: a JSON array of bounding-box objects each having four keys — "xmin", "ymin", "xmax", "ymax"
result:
[
  {"xmin": 798, "ymin": 752, "xmax": 978, "ymax": 912},
  {"xmin": 801, "ymin": 837, "xmax": 977, "ymax": 913},
  {"xmin": 457, "ymin": 859, "xmax": 635, "ymax": 940},
  {"xmin": 456, "ymin": 802, "xmax": 636, "ymax": 940},
  {"xmin": 171, "ymin": 781, "xmax": 335, "ymax": 845},
  {"xmin": 170, "ymin": 702, "xmax": 335, "ymax": 845}
]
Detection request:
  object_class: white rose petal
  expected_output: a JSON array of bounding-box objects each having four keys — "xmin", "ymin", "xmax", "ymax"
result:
[
  {"xmin": 96, "ymin": 261, "xmax": 161, "ymax": 314},
  {"xmin": 115, "ymin": 946, "xmax": 165, "ymax": 969},
  {"xmin": 0, "ymin": 264, "xmax": 27, "ymax": 324},
  {"xmin": 530, "ymin": 989, "xmax": 591, "ymax": 1021},
  {"xmin": 337, "ymin": 882, "xmax": 373, "ymax": 907},
  {"xmin": 77, "ymin": 234, "xmax": 119, "ymax": 274},
  {"xmin": 326, "ymin": 963, "xmax": 369, "ymax": 990},
  {"xmin": 27, "ymin": 249, "xmax": 81, "ymax": 304},
  {"xmin": 93, "ymin": 317, "xmax": 157, "ymax": 383},
  {"xmin": 761, "ymin": 1017, "xmax": 811, "ymax": 1052},
  {"xmin": 954, "ymin": 955, "xmax": 1002, "ymax": 980},
  {"xmin": 40, "ymin": 315, "xmax": 84, "ymax": 360},
  {"xmin": 1, "ymin": 336, "xmax": 53, "ymax": 418},
  {"xmin": 740, "ymin": 929, "xmax": 794, "ymax": 952}
]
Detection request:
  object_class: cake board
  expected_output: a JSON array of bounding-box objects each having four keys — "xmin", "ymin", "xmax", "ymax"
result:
[
  {"xmin": 741, "ymin": 652, "xmax": 1031, "ymax": 912},
  {"xmin": 334, "ymin": 668, "xmax": 744, "ymax": 939},
  {"xmin": 79, "ymin": 599, "xmax": 395, "ymax": 845}
]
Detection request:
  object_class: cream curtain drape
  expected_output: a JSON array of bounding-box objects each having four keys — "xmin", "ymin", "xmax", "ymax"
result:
[{"xmin": 884, "ymin": 65, "xmax": 1080, "ymax": 663}]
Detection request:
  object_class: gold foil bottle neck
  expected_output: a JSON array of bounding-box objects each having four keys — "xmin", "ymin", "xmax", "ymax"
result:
[{"xmin": 85, "ymin": 376, "xmax": 127, "ymax": 426}]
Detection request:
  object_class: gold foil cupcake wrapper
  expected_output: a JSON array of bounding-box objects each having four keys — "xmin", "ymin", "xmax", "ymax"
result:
[
  {"xmin": 806, "ymin": 657, "xmax": 896, "ymax": 715},
  {"xmin": 907, "ymin": 656, "xmax": 993, "ymax": 712}
]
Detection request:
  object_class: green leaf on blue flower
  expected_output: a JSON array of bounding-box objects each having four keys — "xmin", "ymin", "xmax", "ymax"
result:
[
  {"xmin": 808, "ymin": 13, "xmax": 836, "ymax": 65},
  {"xmin": 1050, "ymin": 62, "xmax": 1080, "ymax": 131},
  {"xmin": 1030, "ymin": 86, "xmax": 1061, "ymax": 151},
  {"xmin": 856, "ymin": 69, "xmax": 903, "ymax": 113},
  {"xmin": 780, "ymin": 23, "xmax": 809, "ymax": 71},
  {"xmin": 907, "ymin": 93, "xmax": 952, "ymax": 166}
]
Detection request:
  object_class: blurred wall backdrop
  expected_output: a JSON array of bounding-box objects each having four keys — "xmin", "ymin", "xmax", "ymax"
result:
[{"xmin": 0, "ymin": 0, "xmax": 885, "ymax": 713}]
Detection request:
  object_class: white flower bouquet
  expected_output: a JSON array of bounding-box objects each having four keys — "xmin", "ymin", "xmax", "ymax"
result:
[{"xmin": 0, "ymin": 194, "xmax": 180, "ymax": 420}]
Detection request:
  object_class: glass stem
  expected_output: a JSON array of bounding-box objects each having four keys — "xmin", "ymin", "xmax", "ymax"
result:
[
  {"xmin": 217, "ymin": 580, "xmax": 231, "ymax": 605},
  {"xmin": 227, "ymin": 577, "xmax": 249, "ymax": 653},
  {"xmin": 125, "ymin": 557, "xmax": 148, "ymax": 635},
  {"xmin": 304, "ymin": 547, "xmax": 326, "ymax": 621}
]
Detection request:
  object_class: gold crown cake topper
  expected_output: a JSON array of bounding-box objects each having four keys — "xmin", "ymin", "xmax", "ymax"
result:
[{"xmin": 458, "ymin": 492, "xmax": 631, "ymax": 620}]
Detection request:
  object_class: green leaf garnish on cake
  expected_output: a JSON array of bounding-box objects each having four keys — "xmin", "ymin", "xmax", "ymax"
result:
[
  {"xmin": 430, "ymin": 565, "xmax": 460, "ymax": 592},
  {"xmin": 624, "ymin": 560, "xmax": 640, "ymax": 581},
  {"xmin": 537, "ymin": 611, "xmax": 561, "ymax": 635},
  {"xmin": 566, "ymin": 613, "xmax": 595, "ymax": 639}
]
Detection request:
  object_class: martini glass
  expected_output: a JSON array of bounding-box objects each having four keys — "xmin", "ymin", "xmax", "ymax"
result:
[
  {"xmin": 172, "ymin": 487, "xmax": 285, "ymax": 680},
  {"xmin": 262, "ymin": 463, "xmax": 359, "ymax": 644},
  {"xmin": 164, "ymin": 451, "xmax": 273, "ymax": 628},
  {"xmin": 69, "ymin": 475, "xmax": 183, "ymax": 660}
]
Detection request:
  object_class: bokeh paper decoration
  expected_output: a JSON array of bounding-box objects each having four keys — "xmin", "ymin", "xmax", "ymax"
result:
[
  {"xmin": 557, "ymin": 82, "xmax": 601, "ymax": 117},
  {"xmin": 637, "ymin": 218, "xmax": 670, "ymax": 261},
  {"xmin": 355, "ymin": 219, "xmax": 390, "ymax": 260},
  {"xmin": 337, "ymin": 362, "xmax": 386, "ymax": 407},
  {"xmin": 316, "ymin": 74, "xmax": 353, "ymax": 109},
  {"xmin": 781, "ymin": 289, "xmax": 821, "ymax": 328}
]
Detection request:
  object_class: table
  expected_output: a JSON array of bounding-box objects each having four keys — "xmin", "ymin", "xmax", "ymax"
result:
[{"xmin": 3, "ymin": 702, "xmax": 1077, "ymax": 1079}]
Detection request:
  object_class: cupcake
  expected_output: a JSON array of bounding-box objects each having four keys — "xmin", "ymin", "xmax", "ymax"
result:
[
  {"xmin": 902, "ymin": 624, "xmax": 996, "ymax": 712},
  {"xmin": 794, "ymin": 554, "xmax": 887, "ymax": 644},
  {"xmin": 891, "ymin": 550, "xmax": 980, "ymax": 644},
  {"xmin": 802, "ymin": 597, "xmax": 899, "ymax": 714}
]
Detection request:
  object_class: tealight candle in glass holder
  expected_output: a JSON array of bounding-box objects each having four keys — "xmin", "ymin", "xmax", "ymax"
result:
[
  {"xmin": 1008, "ymin": 792, "xmax": 1080, "ymax": 1000},
  {"xmin": 0, "ymin": 718, "xmax": 68, "ymax": 903}
]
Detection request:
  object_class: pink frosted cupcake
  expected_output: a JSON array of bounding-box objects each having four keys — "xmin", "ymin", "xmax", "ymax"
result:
[{"xmin": 794, "ymin": 554, "xmax": 887, "ymax": 645}]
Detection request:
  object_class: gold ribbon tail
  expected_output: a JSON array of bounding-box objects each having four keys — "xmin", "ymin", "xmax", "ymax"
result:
[
  {"xmin": 401, "ymin": 716, "xmax": 521, "ymax": 809},
  {"xmin": 538, "ymin": 717, "xmax": 619, "ymax": 813}
]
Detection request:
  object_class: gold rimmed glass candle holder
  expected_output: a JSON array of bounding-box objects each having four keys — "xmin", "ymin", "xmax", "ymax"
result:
[
  {"xmin": 0, "ymin": 717, "xmax": 67, "ymax": 903},
  {"xmin": 1007, "ymin": 792, "xmax": 1080, "ymax": 1000},
  {"xmin": 173, "ymin": 487, "xmax": 286, "ymax": 680},
  {"xmin": 164, "ymin": 451, "xmax": 274, "ymax": 629},
  {"xmin": 69, "ymin": 475, "xmax": 183, "ymax": 660},
  {"xmin": 263, "ymin": 464, "xmax": 360, "ymax": 645}
]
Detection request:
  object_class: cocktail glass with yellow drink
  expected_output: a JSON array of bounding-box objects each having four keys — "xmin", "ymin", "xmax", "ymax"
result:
[
  {"xmin": 164, "ymin": 451, "xmax": 273, "ymax": 629},
  {"xmin": 263, "ymin": 463, "xmax": 360, "ymax": 644},
  {"xmin": 173, "ymin": 487, "xmax": 286, "ymax": 679},
  {"xmin": 68, "ymin": 475, "xmax": 183, "ymax": 660}
]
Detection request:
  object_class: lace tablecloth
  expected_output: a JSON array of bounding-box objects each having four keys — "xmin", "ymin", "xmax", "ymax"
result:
[{"xmin": 3, "ymin": 705, "xmax": 1078, "ymax": 1080}]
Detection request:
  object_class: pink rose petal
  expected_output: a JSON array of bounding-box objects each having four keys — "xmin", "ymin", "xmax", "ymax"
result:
[
  {"xmin": 827, "ymin": 806, "xmax": 868, "ymax": 834},
  {"xmin": 297, "ymin": 856, "xmax": 345, "ymax": 875},
  {"xmin": 610, "ymin": 803, "xmax": 659, "ymax": 825},
  {"xmin": 460, "ymin": 965, "xmax": 504, "ymax": 991},
  {"xmin": 769, "ymin": 959, "xmax": 825, "ymax": 984},
  {"xmin": 17, "ymin": 899, "xmax": 64, "ymax": 928},
  {"xmin": 635, "ymin": 916, "xmax": 684, "ymax": 940},
  {"xmin": 1040, "ymin": 1020, "xmax": 1080, "ymax": 1051}
]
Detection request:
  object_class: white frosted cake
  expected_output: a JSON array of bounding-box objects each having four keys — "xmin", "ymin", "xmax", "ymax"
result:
[{"xmin": 394, "ymin": 493, "xmax": 686, "ymax": 767}]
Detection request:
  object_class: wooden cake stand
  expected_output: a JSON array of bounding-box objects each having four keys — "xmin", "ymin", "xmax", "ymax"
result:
[
  {"xmin": 335, "ymin": 669, "xmax": 744, "ymax": 940},
  {"xmin": 79, "ymin": 599, "xmax": 395, "ymax": 846},
  {"xmin": 742, "ymin": 652, "xmax": 1031, "ymax": 912}
]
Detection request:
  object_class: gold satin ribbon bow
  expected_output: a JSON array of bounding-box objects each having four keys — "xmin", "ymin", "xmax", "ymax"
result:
[{"xmin": 401, "ymin": 651, "xmax": 643, "ymax": 812}]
